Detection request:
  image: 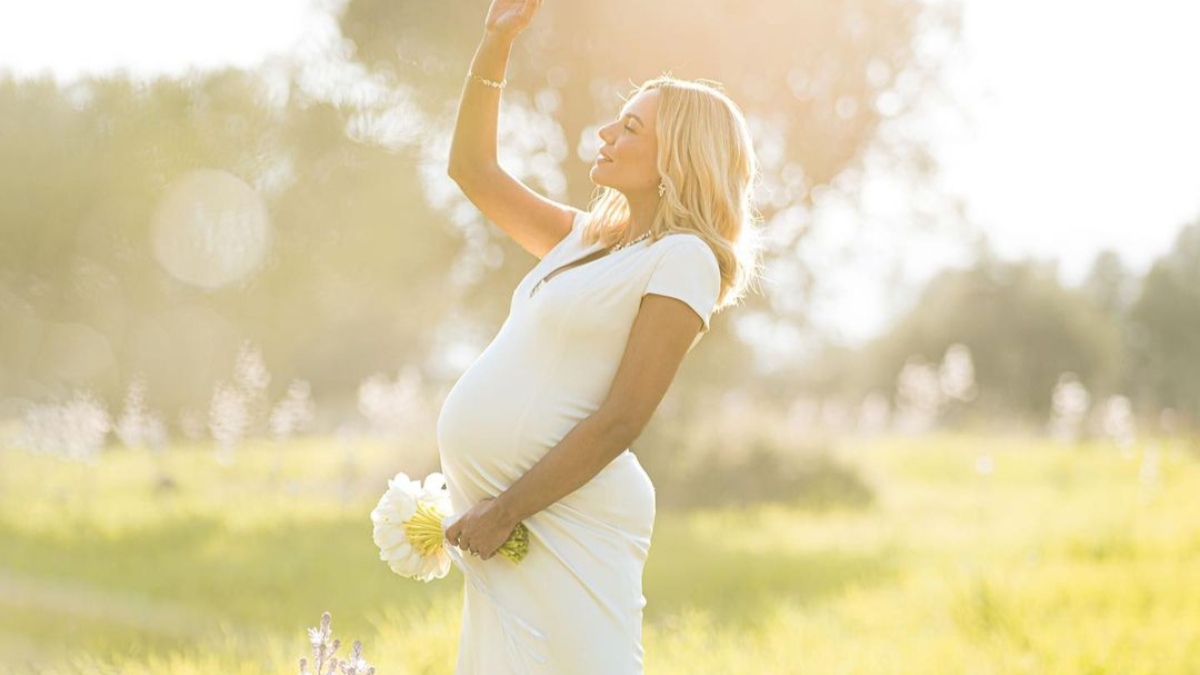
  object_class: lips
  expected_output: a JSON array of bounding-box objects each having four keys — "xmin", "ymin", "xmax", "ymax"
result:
[{"xmin": 596, "ymin": 150, "xmax": 614, "ymax": 163}]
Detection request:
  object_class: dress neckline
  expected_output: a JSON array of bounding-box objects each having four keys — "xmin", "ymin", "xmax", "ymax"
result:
[{"xmin": 529, "ymin": 236, "xmax": 651, "ymax": 299}]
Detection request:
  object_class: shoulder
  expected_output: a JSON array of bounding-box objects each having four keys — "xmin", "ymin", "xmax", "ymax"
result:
[
  {"xmin": 654, "ymin": 231, "xmax": 707, "ymax": 250},
  {"xmin": 645, "ymin": 233, "xmax": 721, "ymax": 295},
  {"xmin": 642, "ymin": 233, "xmax": 722, "ymax": 336},
  {"xmin": 652, "ymin": 233, "xmax": 720, "ymax": 270},
  {"xmin": 568, "ymin": 208, "xmax": 599, "ymax": 246},
  {"xmin": 564, "ymin": 208, "xmax": 589, "ymax": 241},
  {"xmin": 541, "ymin": 208, "xmax": 590, "ymax": 260}
]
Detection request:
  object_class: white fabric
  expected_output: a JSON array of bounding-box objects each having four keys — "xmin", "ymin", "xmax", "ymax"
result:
[
  {"xmin": 436, "ymin": 209, "xmax": 720, "ymax": 674},
  {"xmin": 643, "ymin": 233, "xmax": 721, "ymax": 335}
]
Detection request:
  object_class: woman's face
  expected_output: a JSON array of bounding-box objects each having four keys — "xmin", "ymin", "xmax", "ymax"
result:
[{"xmin": 590, "ymin": 89, "xmax": 661, "ymax": 196}]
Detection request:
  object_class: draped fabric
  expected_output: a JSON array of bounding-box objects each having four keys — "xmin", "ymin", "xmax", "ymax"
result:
[{"xmin": 436, "ymin": 209, "xmax": 720, "ymax": 674}]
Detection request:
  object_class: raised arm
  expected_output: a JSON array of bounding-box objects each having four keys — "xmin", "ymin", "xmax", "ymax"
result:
[{"xmin": 447, "ymin": 0, "xmax": 575, "ymax": 260}]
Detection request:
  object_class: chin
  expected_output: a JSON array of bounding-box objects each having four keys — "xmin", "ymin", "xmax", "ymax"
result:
[{"xmin": 588, "ymin": 166, "xmax": 611, "ymax": 188}]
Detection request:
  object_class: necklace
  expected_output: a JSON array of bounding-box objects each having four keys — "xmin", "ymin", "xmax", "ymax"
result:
[{"xmin": 611, "ymin": 230, "xmax": 652, "ymax": 252}]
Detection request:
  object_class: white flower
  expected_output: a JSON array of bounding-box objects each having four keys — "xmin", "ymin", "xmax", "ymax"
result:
[
  {"xmin": 370, "ymin": 470, "xmax": 531, "ymax": 583},
  {"xmin": 307, "ymin": 626, "xmax": 324, "ymax": 648},
  {"xmin": 370, "ymin": 471, "xmax": 454, "ymax": 582}
]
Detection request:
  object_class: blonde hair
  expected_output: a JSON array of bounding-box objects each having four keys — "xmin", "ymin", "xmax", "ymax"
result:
[{"xmin": 583, "ymin": 75, "xmax": 764, "ymax": 313}]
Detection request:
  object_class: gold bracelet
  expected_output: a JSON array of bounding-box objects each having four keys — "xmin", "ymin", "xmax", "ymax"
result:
[{"xmin": 468, "ymin": 70, "xmax": 507, "ymax": 89}]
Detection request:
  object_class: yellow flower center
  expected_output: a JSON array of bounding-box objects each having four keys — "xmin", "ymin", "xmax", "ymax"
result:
[
  {"xmin": 402, "ymin": 501, "xmax": 447, "ymax": 557},
  {"xmin": 400, "ymin": 500, "xmax": 533, "ymax": 563}
]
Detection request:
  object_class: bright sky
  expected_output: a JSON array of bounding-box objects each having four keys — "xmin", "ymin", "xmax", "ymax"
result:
[
  {"xmin": 796, "ymin": 0, "xmax": 1200, "ymax": 346},
  {"xmin": 2, "ymin": 0, "xmax": 1198, "ymax": 348},
  {"xmin": 940, "ymin": 0, "xmax": 1200, "ymax": 283},
  {"xmin": 0, "ymin": 0, "xmax": 323, "ymax": 81}
]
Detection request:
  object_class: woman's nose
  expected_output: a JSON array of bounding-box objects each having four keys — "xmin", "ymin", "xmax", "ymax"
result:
[{"xmin": 597, "ymin": 122, "xmax": 616, "ymax": 143}]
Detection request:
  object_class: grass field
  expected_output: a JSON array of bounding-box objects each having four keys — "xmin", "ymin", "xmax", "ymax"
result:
[{"xmin": 1, "ymin": 433, "xmax": 1198, "ymax": 674}]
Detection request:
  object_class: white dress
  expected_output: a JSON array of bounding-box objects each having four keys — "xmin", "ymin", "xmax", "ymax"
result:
[{"xmin": 436, "ymin": 208, "xmax": 722, "ymax": 674}]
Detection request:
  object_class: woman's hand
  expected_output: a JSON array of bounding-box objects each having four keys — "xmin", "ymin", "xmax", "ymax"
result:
[
  {"xmin": 444, "ymin": 497, "xmax": 518, "ymax": 561},
  {"xmin": 484, "ymin": 0, "xmax": 543, "ymax": 41}
]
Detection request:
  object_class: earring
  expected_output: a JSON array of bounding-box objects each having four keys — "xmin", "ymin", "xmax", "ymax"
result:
[{"xmin": 657, "ymin": 180, "xmax": 667, "ymax": 198}]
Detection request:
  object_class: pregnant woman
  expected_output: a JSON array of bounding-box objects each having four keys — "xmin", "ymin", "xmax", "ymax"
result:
[{"xmin": 438, "ymin": 0, "xmax": 760, "ymax": 672}]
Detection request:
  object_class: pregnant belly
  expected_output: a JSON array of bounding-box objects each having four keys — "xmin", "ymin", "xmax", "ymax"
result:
[
  {"xmin": 435, "ymin": 334, "xmax": 639, "ymax": 503},
  {"xmin": 436, "ymin": 357, "xmax": 528, "ymax": 469},
  {"xmin": 437, "ymin": 353, "xmax": 656, "ymax": 537}
]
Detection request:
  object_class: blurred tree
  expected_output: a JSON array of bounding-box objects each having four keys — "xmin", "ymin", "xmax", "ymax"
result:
[
  {"xmin": 1127, "ymin": 219, "xmax": 1200, "ymax": 425},
  {"xmin": 340, "ymin": 0, "xmax": 959, "ymax": 196},
  {"xmin": 1082, "ymin": 249, "xmax": 1137, "ymax": 317},
  {"xmin": 1080, "ymin": 248, "xmax": 1140, "ymax": 400},
  {"xmin": 815, "ymin": 252, "xmax": 1124, "ymax": 424},
  {"xmin": 0, "ymin": 67, "xmax": 462, "ymax": 417},
  {"xmin": 336, "ymin": 0, "xmax": 965, "ymax": 394},
  {"xmin": 0, "ymin": 0, "xmax": 968, "ymax": 430}
]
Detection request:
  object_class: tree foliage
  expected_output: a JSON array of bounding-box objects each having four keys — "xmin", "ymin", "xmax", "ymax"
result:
[
  {"xmin": 1, "ymin": 1, "xmax": 967, "ymax": 423},
  {"xmin": 1128, "ymin": 220, "xmax": 1200, "ymax": 421}
]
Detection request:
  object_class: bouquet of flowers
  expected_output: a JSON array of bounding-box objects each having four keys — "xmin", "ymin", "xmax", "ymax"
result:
[{"xmin": 370, "ymin": 471, "xmax": 530, "ymax": 582}]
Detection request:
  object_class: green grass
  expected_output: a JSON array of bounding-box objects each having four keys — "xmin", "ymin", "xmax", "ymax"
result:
[{"xmin": 1, "ymin": 434, "xmax": 1197, "ymax": 674}]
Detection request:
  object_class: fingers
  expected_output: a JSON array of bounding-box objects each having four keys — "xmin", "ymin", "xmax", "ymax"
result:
[
  {"xmin": 446, "ymin": 524, "xmax": 469, "ymax": 551},
  {"xmin": 442, "ymin": 505, "xmax": 500, "ymax": 557},
  {"xmin": 443, "ymin": 512, "xmax": 463, "ymax": 540}
]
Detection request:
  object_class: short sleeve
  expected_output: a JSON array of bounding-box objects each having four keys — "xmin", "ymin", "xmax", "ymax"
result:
[{"xmin": 642, "ymin": 237, "xmax": 721, "ymax": 333}]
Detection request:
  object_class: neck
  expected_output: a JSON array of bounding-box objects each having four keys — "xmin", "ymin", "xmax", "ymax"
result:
[{"xmin": 623, "ymin": 190, "xmax": 660, "ymax": 242}]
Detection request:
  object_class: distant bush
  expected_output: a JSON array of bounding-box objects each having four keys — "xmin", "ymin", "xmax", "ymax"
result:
[{"xmin": 638, "ymin": 410, "xmax": 874, "ymax": 512}]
